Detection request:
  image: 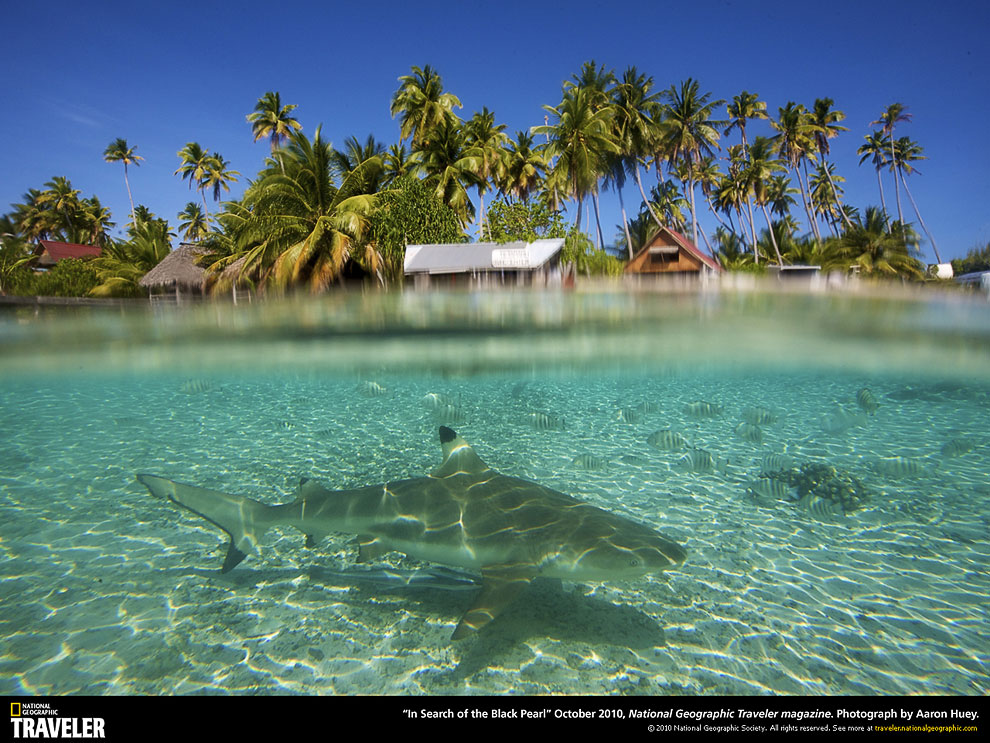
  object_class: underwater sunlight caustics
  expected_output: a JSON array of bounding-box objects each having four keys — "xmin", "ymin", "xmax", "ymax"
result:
[{"xmin": 137, "ymin": 426, "xmax": 686, "ymax": 641}]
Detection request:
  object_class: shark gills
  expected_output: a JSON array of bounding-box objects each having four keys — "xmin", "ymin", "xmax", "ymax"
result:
[{"xmin": 138, "ymin": 427, "xmax": 686, "ymax": 641}]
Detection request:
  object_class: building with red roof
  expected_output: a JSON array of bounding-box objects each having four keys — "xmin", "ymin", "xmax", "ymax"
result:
[
  {"xmin": 35, "ymin": 240, "xmax": 102, "ymax": 267},
  {"xmin": 624, "ymin": 226, "xmax": 722, "ymax": 276}
]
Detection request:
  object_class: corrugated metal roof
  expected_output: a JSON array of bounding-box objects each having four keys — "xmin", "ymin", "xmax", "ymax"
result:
[{"xmin": 404, "ymin": 239, "xmax": 564, "ymax": 275}]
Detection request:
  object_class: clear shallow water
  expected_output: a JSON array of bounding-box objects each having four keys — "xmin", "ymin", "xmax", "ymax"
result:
[{"xmin": 0, "ymin": 286, "xmax": 988, "ymax": 695}]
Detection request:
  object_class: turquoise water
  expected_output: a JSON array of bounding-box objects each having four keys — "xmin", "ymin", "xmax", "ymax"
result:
[{"xmin": 0, "ymin": 286, "xmax": 988, "ymax": 695}]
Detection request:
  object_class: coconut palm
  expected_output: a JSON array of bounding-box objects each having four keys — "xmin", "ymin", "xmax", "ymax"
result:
[
  {"xmin": 174, "ymin": 142, "xmax": 213, "ymax": 217},
  {"xmin": 655, "ymin": 78, "xmax": 726, "ymax": 248},
  {"xmin": 770, "ymin": 102, "xmax": 820, "ymax": 241},
  {"xmin": 809, "ymin": 98, "xmax": 851, "ymax": 229},
  {"xmin": 744, "ymin": 137, "xmax": 788, "ymax": 264},
  {"xmin": 89, "ymin": 218, "xmax": 174, "ymax": 297},
  {"xmin": 872, "ymin": 103, "xmax": 911, "ymax": 225},
  {"xmin": 382, "ymin": 144, "xmax": 415, "ymax": 187},
  {"xmin": 390, "ymin": 65, "xmax": 462, "ymax": 148},
  {"xmin": 891, "ymin": 136, "xmax": 942, "ymax": 263},
  {"xmin": 178, "ymin": 202, "xmax": 210, "ymax": 242},
  {"xmin": 412, "ymin": 118, "xmax": 482, "ymax": 225},
  {"xmin": 464, "ymin": 108, "xmax": 508, "ymax": 235},
  {"xmin": 247, "ymin": 91, "xmax": 302, "ymax": 173},
  {"xmin": 499, "ymin": 131, "xmax": 546, "ymax": 203},
  {"xmin": 724, "ymin": 91, "xmax": 767, "ymax": 246},
  {"xmin": 203, "ymin": 153, "xmax": 240, "ymax": 206},
  {"xmin": 834, "ymin": 206, "xmax": 923, "ymax": 279},
  {"xmin": 332, "ymin": 135, "xmax": 387, "ymax": 194},
  {"xmin": 857, "ymin": 131, "xmax": 891, "ymax": 224},
  {"xmin": 646, "ymin": 180, "xmax": 690, "ymax": 234},
  {"xmin": 103, "ymin": 138, "xmax": 143, "ymax": 222},
  {"xmin": 810, "ymin": 162, "xmax": 846, "ymax": 236},
  {"xmin": 532, "ymin": 86, "xmax": 619, "ymax": 238}
]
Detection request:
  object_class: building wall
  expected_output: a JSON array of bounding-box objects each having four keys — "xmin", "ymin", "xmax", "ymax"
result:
[{"xmin": 625, "ymin": 231, "xmax": 704, "ymax": 274}]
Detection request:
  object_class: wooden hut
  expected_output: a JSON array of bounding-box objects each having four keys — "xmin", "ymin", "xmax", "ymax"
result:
[
  {"xmin": 624, "ymin": 226, "xmax": 721, "ymax": 277},
  {"xmin": 139, "ymin": 244, "xmax": 207, "ymax": 304}
]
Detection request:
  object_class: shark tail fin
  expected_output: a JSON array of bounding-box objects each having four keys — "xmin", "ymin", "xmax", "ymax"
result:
[{"xmin": 137, "ymin": 474, "xmax": 274, "ymax": 572}]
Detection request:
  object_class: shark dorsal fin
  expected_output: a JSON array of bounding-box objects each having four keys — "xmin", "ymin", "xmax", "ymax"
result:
[{"xmin": 431, "ymin": 426, "xmax": 491, "ymax": 478}]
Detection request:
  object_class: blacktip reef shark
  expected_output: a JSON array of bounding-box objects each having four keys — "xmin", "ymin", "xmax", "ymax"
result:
[{"xmin": 137, "ymin": 426, "xmax": 686, "ymax": 640}]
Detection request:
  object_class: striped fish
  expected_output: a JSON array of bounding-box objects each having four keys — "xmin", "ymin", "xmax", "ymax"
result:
[
  {"xmin": 760, "ymin": 453, "xmax": 794, "ymax": 474},
  {"xmin": 529, "ymin": 412, "xmax": 566, "ymax": 431},
  {"xmin": 684, "ymin": 401, "xmax": 722, "ymax": 418},
  {"xmin": 637, "ymin": 401, "xmax": 661, "ymax": 414},
  {"xmin": 799, "ymin": 495, "xmax": 842, "ymax": 520},
  {"xmin": 941, "ymin": 438, "xmax": 976, "ymax": 458},
  {"xmin": 742, "ymin": 406, "xmax": 778, "ymax": 426},
  {"xmin": 856, "ymin": 387, "xmax": 879, "ymax": 415},
  {"xmin": 677, "ymin": 448, "xmax": 718, "ymax": 473},
  {"xmin": 421, "ymin": 392, "xmax": 455, "ymax": 410},
  {"xmin": 647, "ymin": 429, "xmax": 688, "ymax": 451},
  {"xmin": 873, "ymin": 456, "xmax": 930, "ymax": 478},
  {"xmin": 433, "ymin": 403, "xmax": 467, "ymax": 425},
  {"xmin": 617, "ymin": 407, "xmax": 643, "ymax": 424},
  {"xmin": 747, "ymin": 477, "xmax": 793, "ymax": 502},
  {"xmin": 571, "ymin": 454, "xmax": 609, "ymax": 471},
  {"xmin": 734, "ymin": 422, "xmax": 763, "ymax": 444},
  {"xmin": 179, "ymin": 379, "xmax": 214, "ymax": 394},
  {"xmin": 358, "ymin": 381, "xmax": 388, "ymax": 397},
  {"xmin": 276, "ymin": 420, "xmax": 295, "ymax": 430}
]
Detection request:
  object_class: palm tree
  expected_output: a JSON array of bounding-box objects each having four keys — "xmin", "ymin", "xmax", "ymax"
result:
[
  {"xmin": 412, "ymin": 118, "xmax": 482, "ymax": 225},
  {"xmin": 174, "ymin": 142, "xmax": 213, "ymax": 217},
  {"xmin": 499, "ymin": 131, "xmax": 545, "ymax": 203},
  {"xmin": 203, "ymin": 153, "xmax": 240, "ymax": 207},
  {"xmin": 216, "ymin": 126, "xmax": 380, "ymax": 292},
  {"xmin": 103, "ymin": 138, "xmax": 143, "ymax": 222},
  {"xmin": 744, "ymin": 136, "xmax": 788, "ymax": 264},
  {"xmin": 610, "ymin": 67, "xmax": 661, "ymax": 256},
  {"xmin": 464, "ymin": 108, "xmax": 508, "ymax": 236},
  {"xmin": 646, "ymin": 180, "xmax": 690, "ymax": 234},
  {"xmin": 834, "ymin": 206, "xmax": 923, "ymax": 279},
  {"xmin": 655, "ymin": 78, "xmax": 726, "ymax": 248},
  {"xmin": 770, "ymin": 102, "xmax": 820, "ymax": 242},
  {"xmin": 809, "ymin": 98, "xmax": 851, "ymax": 229},
  {"xmin": 382, "ymin": 143, "xmax": 415, "ymax": 186},
  {"xmin": 178, "ymin": 202, "xmax": 209, "ymax": 242},
  {"xmin": 810, "ymin": 162, "xmax": 846, "ymax": 236},
  {"xmin": 89, "ymin": 218, "xmax": 174, "ymax": 297},
  {"xmin": 247, "ymin": 91, "xmax": 302, "ymax": 173},
  {"xmin": 532, "ymin": 86, "xmax": 618, "ymax": 238},
  {"xmin": 390, "ymin": 65, "xmax": 462, "ymax": 148},
  {"xmin": 332, "ymin": 135, "xmax": 387, "ymax": 194},
  {"xmin": 892, "ymin": 136, "xmax": 942, "ymax": 263},
  {"xmin": 724, "ymin": 91, "xmax": 768, "ymax": 247},
  {"xmin": 858, "ymin": 131, "xmax": 891, "ymax": 224},
  {"xmin": 872, "ymin": 103, "xmax": 911, "ymax": 226}
]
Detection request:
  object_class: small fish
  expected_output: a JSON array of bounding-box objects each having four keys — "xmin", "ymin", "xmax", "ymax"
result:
[
  {"xmin": 742, "ymin": 406, "xmax": 778, "ymax": 426},
  {"xmin": 819, "ymin": 407, "xmax": 868, "ymax": 435},
  {"xmin": 856, "ymin": 387, "xmax": 879, "ymax": 415},
  {"xmin": 637, "ymin": 401, "xmax": 661, "ymax": 414},
  {"xmin": 799, "ymin": 495, "xmax": 842, "ymax": 520},
  {"xmin": 433, "ymin": 403, "xmax": 467, "ymax": 425},
  {"xmin": 617, "ymin": 407, "xmax": 642, "ymax": 424},
  {"xmin": 872, "ymin": 456, "xmax": 930, "ymax": 478},
  {"xmin": 734, "ymin": 422, "xmax": 763, "ymax": 444},
  {"xmin": 276, "ymin": 420, "xmax": 295, "ymax": 430},
  {"xmin": 677, "ymin": 448, "xmax": 719, "ymax": 473},
  {"xmin": 529, "ymin": 412, "xmax": 566, "ymax": 431},
  {"xmin": 358, "ymin": 381, "xmax": 388, "ymax": 397},
  {"xmin": 421, "ymin": 392, "xmax": 455, "ymax": 410},
  {"xmin": 760, "ymin": 453, "xmax": 793, "ymax": 474},
  {"xmin": 684, "ymin": 401, "xmax": 722, "ymax": 418},
  {"xmin": 747, "ymin": 477, "xmax": 793, "ymax": 502},
  {"xmin": 941, "ymin": 438, "xmax": 976, "ymax": 458},
  {"xmin": 647, "ymin": 429, "xmax": 688, "ymax": 451},
  {"xmin": 179, "ymin": 379, "xmax": 213, "ymax": 394},
  {"xmin": 571, "ymin": 454, "xmax": 609, "ymax": 471}
]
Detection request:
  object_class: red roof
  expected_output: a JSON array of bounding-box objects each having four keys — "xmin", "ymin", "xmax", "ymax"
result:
[{"xmin": 37, "ymin": 240, "xmax": 102, "ymax": 264}]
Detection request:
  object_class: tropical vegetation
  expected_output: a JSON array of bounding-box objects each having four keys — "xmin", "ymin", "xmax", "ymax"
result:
[{"xmin": 1, "ymin": 64, "xmax": 955, "ymax": 297}]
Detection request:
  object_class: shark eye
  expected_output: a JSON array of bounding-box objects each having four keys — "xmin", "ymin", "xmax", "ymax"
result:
[{"xmin": 629, "ymin": 558, "xmax": 641, "ymax": 567}]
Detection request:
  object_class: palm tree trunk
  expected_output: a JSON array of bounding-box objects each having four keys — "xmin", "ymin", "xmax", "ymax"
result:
[
  {"xmin": 796, "ymin": 162, "xmax": 821, "ymax": 243},
  {"xmin": 823, "ymin": 159, "xmax": 854, "ymax": 231},
  {"xmin": 890, "ymin": 139, "xmax": 904, "ymax": 225},
  {"xmin": 687, "ymin": 178, "xmax": 699, "ymax": 248},
  {"xmin": 875, "ymin": 166, "xmax": 889, "ymax": 228},
  {"xmin": 696, "ymin": 221, "xmax": 713, "ymax": 254},
  {"xmin": 898, "ymin": 168, "xmax": 942, "ymax": 263},
  {"xmin": 617, "ymin": 185, "xmax": 633, "ymax": 259},
  {"xmin": 591, "ymin": 190, "xmax": 604, "ymax": 250},
  {"xmin": 634, "ymin": 165, "xmax": 663, "ymax": 228},
  {"xmin": 123, "ymin": 164, "xmax": 135, "ymax": 223},
  {"xmin": 760, "ymin": 203, "xmax": 783, "ymax": 265},
  {"xmin": 745, "ymin": 197, "xmax": 759, "ymax": 259}
]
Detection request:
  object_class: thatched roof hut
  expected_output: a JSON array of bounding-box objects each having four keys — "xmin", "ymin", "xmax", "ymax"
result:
[{"xmin": 139, "ymin": 244, "xmax": 207, "ymax": 292}]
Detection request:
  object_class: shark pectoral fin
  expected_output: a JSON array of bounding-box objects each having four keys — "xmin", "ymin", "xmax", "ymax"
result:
[
  {"xmin": 452, "ymin": 566, "xmax": 538, "ymax": 641},
  {"xmin": 355, "ymin": 535, "xmax": 389, "ymax": 563}
]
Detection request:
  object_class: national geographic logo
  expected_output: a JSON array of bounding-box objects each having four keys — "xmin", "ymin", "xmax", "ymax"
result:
[{"xmin": 10, "ymin": 703, "xmax": 105, "ymax": 739}]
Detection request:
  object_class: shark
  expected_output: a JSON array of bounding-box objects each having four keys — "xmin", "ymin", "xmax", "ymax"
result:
[{"xmin": 137, "ymin": 426, "xmax": 686, "ymax": 640}]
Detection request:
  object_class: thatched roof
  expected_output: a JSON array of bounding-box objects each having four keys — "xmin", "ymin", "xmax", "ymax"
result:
[{"xmin": 139, "ymin": 244, "xmax": 207, "ymax": 290}]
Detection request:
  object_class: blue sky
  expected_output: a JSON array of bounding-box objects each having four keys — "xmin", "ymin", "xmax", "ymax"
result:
[{"xmin": 3, "ymin": 0, "xmax": 988, "ymax": 263}]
